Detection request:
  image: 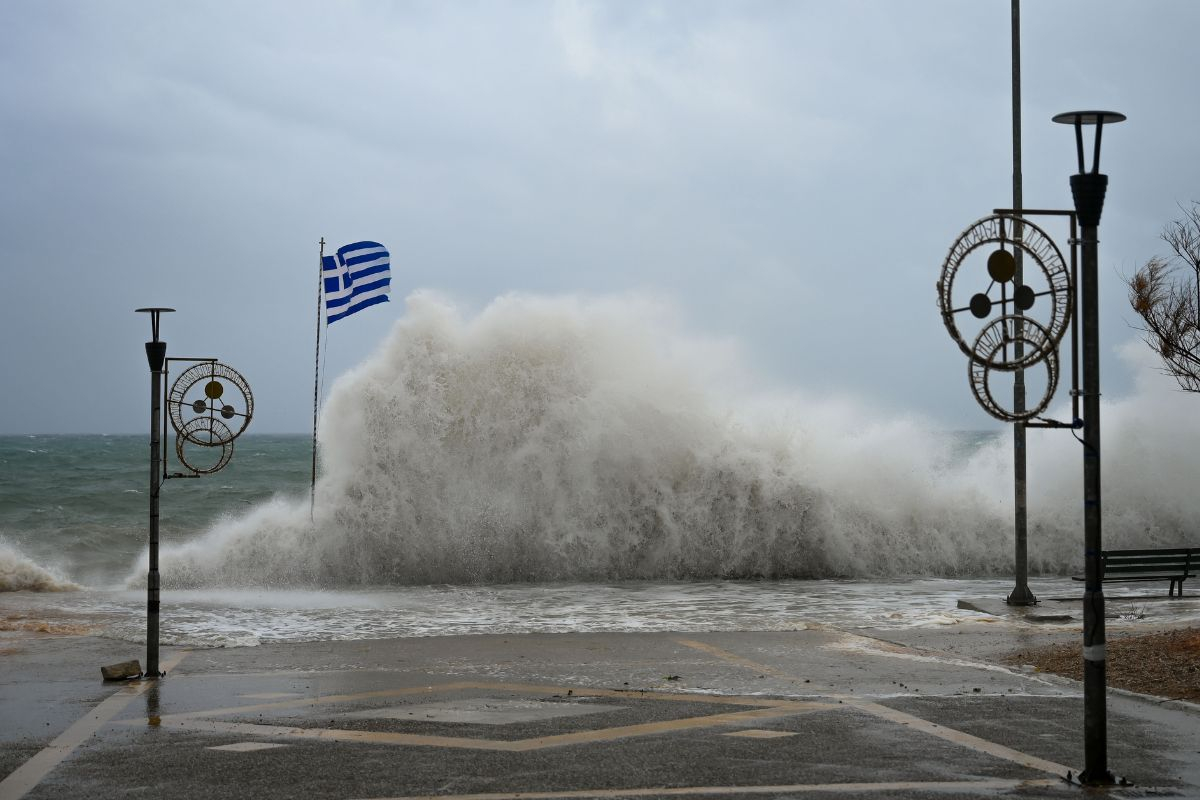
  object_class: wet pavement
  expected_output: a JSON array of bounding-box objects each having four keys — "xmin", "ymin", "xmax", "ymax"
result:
[{"xmin": 1, "ymin": 622, "xmax": 1198, "ymax": 799}]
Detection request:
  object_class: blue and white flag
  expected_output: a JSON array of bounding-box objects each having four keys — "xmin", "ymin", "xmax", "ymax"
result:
[{"xmin": 322, "ymin": 241, "xmax": 390, "ymax": 324}]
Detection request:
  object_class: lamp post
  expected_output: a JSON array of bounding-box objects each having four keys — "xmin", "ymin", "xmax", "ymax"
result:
[
  {"xmin": 134, "ymin": 308, "xmax": 254, "ymax": 679},
  {"xmin": 1007, "ymin": 0, "xmax": 1036, "ymax": 608},
  {"xmin": 1051, "ymin": 109, "xmax": 1125, "ymax": 785},
  {"xmin": 135, "ymin": 307, "xmax": 174, "ymax": 678}
]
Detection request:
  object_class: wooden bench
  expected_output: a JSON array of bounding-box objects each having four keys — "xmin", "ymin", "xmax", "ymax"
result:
[{"xmin": 1073, "ymin": 548, "xmax": 1197, "ymax": 597}]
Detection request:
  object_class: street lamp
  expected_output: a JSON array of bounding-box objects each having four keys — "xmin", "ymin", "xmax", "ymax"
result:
[
  {"xmin": 1051, "ymin": 109, "xmax": 1125, "ymax": 786},
  {"xmin": 135, "ymin": 308, "xmax": 254, "ymax": 678},
  {"xmin": 135, "ymin": 307, "xmax": 173, "ymax": 677}
]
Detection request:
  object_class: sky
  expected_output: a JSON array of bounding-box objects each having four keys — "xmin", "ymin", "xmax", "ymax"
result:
[{"xmin": 2, "ymin": 0, "xmax": 1198, "ymax": 434}]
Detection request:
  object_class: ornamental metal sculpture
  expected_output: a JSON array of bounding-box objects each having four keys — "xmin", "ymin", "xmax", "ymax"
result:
[
  {"xmin": 968, "ymin": 315, "xmax": 1059, "ymax": 422},
  {"xmin": 167, "ymin": 360, "xmax": 254, "ymax": 474},
  {"xmin": 937, "ymin": 213, "xmax": 1074, "ymax": 421},
  {"xmin": 938, "ymin": 214, "xmax": 1072, "ymax": 373}
]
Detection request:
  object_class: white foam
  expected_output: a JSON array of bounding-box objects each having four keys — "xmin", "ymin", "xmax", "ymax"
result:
[
  {"xmin": 144, "ymin": 292, "xmax": 1200, "ymax": 588},
  {"xmin": 0, "ymin": 539, "xmax": 80, "ymax": 592}
]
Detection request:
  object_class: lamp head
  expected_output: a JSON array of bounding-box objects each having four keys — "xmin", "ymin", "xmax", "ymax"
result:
[
  {"xmin": 1052, "ymin": 110, "xmax": 1126, "ymax": 175},
  {"xmin": 135, "ymin": 307, "xmax": 175, "ymax": 343}
]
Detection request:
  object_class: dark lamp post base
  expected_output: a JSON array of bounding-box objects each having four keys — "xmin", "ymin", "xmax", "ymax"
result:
[
  {"xmin": 1005, "ymin": 585, "xmax": 1038, "ymax": 606},
  {"xmin": 1078, "ymin": 769, "xmax": 1116, "ymax": 786}
]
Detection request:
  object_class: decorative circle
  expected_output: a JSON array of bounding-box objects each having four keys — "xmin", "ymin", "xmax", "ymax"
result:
[
  {"xmin": 937, "ymin": 215, "xmax": 1072, "ymax": 367},
  {"xmin": 968, "ymin": 316, "xmax": 1060, "ymax": 422},
  {"xmin": 175, "ymin": 417, "xmax": 235, "ymax": 474},
  {"xmin": 1014, "ymin": 285, "xmax": 1036, "ymax": 311},
  {"xmin": 168, "ymin": 362, "xmax": 254, "ymax": 444},
  {"xmin": 970, "ymin": 314, "xmax": 1054, "ymax": 372},
  {"xmin": 987, "ymin": 249, "xmax": 1016, "ymax": 283},
  {"xmin": 969, "ymin": 293, "xmax": 992, "ymax": 319}
]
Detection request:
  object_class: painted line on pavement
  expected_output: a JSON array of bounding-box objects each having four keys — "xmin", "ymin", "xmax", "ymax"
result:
[
  {"xmin": 0, "ymin": 650, "xmax": 188, "ymax": 800},
  {"xmin": 126, "ymin": 684, "xmax": 834, "ymax": 752},
  {"xmin": 673, "ymin": 637, "xmax": 1072, "ymax": 778},
  {"xmin": 151, "ymin": 680, "xmax": 787, "ymax": 725}
]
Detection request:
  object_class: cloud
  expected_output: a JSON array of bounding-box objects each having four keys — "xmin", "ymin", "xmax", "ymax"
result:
[{"xmin": 3, "ymin": 2, "xmax": 1200, "ymax": 433}]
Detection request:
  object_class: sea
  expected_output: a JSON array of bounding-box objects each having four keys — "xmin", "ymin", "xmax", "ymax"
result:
[{"xmin": 4, "ymin": 293, "xmax": 1199, "ymax": 647}]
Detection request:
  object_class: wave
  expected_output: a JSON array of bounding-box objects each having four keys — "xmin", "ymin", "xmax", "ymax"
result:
[
  {"xmin": 147, "ymin": 292, "xmax": 1200, "ymax": 587},
  {"xmin": 0, "ymin": 539, "xmax": 80, "ymax": 592}
]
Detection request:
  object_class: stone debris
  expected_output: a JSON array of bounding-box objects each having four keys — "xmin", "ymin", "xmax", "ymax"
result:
[{"xmin": 100, "ymin": 659, "xmax": 142, "ymax": 681}]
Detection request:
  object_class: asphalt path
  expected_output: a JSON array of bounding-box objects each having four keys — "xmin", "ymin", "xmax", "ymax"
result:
[{"xmin": 1, "ymin": 620, "xmax": 1198, "ymax": 799}]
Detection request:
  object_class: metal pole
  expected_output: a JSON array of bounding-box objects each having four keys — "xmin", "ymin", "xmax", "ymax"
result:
[
  {"xmin": 1066, "ymin": 128, "xmax": 1113, "ymax": 785},
  {"xmin": 1007, "ymin": 0, "xmax": 1036, "ymax": 606},
  {"xmin": 1076, "ymin": 191, "xmax": 1111, "ymax": 785},
  {"xmin": 148, "ymin": 354, "xmax": 161, "ymax": 677},
  {"xmin": 137, "ymin": 307, "xmax": 172, "ymax": 679},
  {"xmin": 311, "ymin": 238, "xmax": 325, "ymax": 520}
]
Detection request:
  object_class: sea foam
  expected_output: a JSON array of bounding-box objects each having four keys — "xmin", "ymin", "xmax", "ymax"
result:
[{"xmin": 149, "ymin": 292, "xmax": 1200, "ymax": 588}]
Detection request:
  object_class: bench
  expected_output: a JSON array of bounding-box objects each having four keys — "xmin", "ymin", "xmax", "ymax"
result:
[{"xmin": 1072, "ymin": 547, "xmax": 1197, "ymax": 597}]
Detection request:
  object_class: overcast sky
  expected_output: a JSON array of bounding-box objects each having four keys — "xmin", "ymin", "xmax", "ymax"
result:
[{"xmin": 3, "ymin": 1, "xmax": 1197, "ymax": 434}]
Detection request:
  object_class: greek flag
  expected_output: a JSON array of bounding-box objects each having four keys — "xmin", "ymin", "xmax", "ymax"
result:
[{"xmin": 322, "ymin": 241, "xmax": 391, "ymax": 324}]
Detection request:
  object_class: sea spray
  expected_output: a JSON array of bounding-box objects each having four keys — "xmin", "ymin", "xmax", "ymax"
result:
[
  {"xmin": 0, "ymin": 539, "xmax": 80, "ymax": 592},
  {"xmin": 152, "ymin": 292, "xmax": 1030, "ymax": 587},
  {"xmin": 1023, "ymin": 340, "xmax": 1200, "ymax": 547}
]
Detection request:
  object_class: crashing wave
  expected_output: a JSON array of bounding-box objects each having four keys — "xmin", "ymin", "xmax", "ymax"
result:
[
  {"xmin": 148, "ymin": 292, "xmax": 1200, "ymax": 587},
  {"xmin": 1, "ymin": 540, "xmax": 80, "ymax": 592}
]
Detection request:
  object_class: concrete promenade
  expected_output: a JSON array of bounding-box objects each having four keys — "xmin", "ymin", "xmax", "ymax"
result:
[{"xmin": 1, "ymin": 621, "xmax": 1198, "ymax": 799}]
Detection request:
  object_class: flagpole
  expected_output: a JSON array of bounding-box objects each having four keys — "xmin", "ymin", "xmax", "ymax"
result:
[{"xmin": 310, "ymin": 237, "xmax": 325, "ymax": 521}]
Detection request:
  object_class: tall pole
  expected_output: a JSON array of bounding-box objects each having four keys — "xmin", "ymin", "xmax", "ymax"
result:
[
  {"xmin": 1007, "ymin": 0, "xmax": 1036, "ymax": 606},
  {"xmin": 1078, "ymin": 178, "xmax": 1110, "ymax": 785},
  {"xmin": 311, "ymin": 238, "xmax": 325, "ymax": 520},
  {"xmin": 1054, "ymin": 109, "xmax": 1124, "ymax": 786},
  {"xmin": 136, "ymin": 307, "xmax": 173, "ymax": 679},
  {"xmin": 1080, "ymin": 176, "xmax": 1104, "ymax": 786},
  {"xmin": 1078, "ymin": 178, "xmax": 1109, "ymax": 784}
]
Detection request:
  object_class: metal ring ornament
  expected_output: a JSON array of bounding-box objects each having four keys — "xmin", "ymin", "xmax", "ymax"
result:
[
  {"xmin": 167, "ymin": 362, "xmax": 254, "ymax": 445},
  {"xmin": 175, "ymin": 417, "xmax": 235, "ymax": 474},
  {"xmin": 937, "ymin": 214, "xmax": 1072, "ymax": 369},
  {"xmin": 969, "ymin": 316, "xmax": 1060, "ymax": 422}
]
